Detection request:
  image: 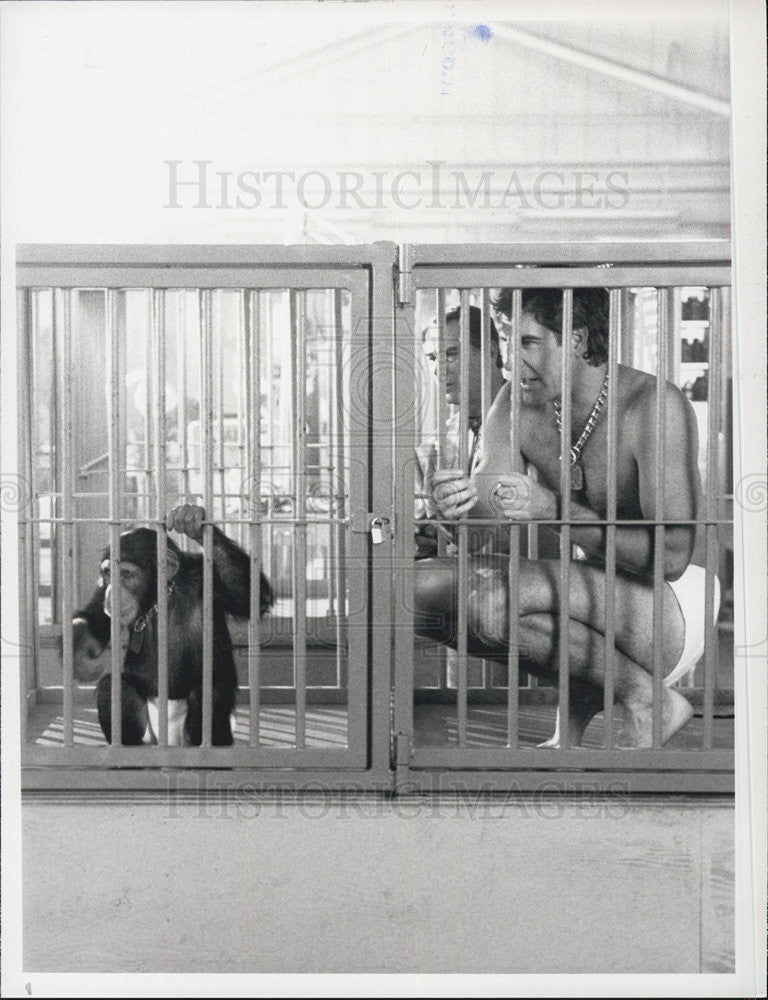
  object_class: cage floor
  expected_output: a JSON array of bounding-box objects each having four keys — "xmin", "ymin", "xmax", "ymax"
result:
[
  {"xmin": 413, "ymin": 703, "xmax": 734, "ymax": 749},
  {"xmin": 27, "ymin": 701, "xmax": 732, "ymax": 750},
  {"xmin": 28, "ymin": 704, "xmax": 350, "ymax": 748}
]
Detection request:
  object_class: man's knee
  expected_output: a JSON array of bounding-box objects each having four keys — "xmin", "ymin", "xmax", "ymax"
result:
[
  {"xmin": 411, "ymin": 558, "xmax": 458, "ymax": 641},
  {"xmin": 467, "ymin": 580, "xmax": 509, "ymax": 647}
]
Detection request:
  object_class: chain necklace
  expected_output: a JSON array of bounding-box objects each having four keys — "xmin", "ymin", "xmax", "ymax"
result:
[
  {"xmin": 553, "ymin": 373, "xmax": 609, "ymax": 492},
  {"xmin": 128, "ymin": 579, "xmax": 176, "ymax": 654}
]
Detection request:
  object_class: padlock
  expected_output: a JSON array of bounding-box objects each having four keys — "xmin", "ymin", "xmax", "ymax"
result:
[{"xmin": 370, "ymin": 516, "xmax": 385, "ymax": 544}]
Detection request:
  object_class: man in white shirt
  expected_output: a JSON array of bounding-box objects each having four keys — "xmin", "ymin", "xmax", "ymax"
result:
[{"xmin": 415, "ymin": 304, "xmax": 505, "ymax": 557}]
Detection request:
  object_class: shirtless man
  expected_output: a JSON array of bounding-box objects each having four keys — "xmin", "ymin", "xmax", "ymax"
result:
[{"xmin": 414, "ymin": 287, "xmax": 714, "ymax": 747}]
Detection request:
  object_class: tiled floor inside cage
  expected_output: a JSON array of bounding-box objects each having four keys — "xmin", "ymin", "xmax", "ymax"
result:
[
  {"xmin": 27, "ymin": 703, "xmax": 350, "ymax": 748},
  {"xmin": 414, "ymin": 703, "xmax": 733, "ymax": 749},
  {"xmin": 27, "ymin": 700, "xmax": 732, "ymax": 749}
]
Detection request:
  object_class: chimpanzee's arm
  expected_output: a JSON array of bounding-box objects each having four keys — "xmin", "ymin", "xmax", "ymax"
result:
[
  {"xmin": 166, "ymin": 505, "xmax": 274, "ymax": 618},
  {"xmin": 68, "ymin": 585, "xmax": 113, "ymax": 682},
  {"xmin": 211, "ymin": 526, "xmax": 273, "ymax": 618},
  {"xmin": 73, "ymin": 586, "xmax": 112, "ymax": 646}
]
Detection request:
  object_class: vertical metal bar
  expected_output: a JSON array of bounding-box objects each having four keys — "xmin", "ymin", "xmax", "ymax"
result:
[
  {"xmin": 435, "ymin": 289, "xmax": 447, "ymax": 469},
  {"xmin": 332, "ymin": 289, "xmax": 347, "ymax": 688},
  {"xmin": 237, "ymin": 297, "xmax": 248, "ymax": 549},
  {"xmin": 290, "ymin": 290, "xmax": 307, "ymax": 748},
  {"xmin": 619, "ymin": 289, "xmax": 633, "ymax": 365},
  {"xmin": 17, "ymin": 289, "xmax": 34, "ymax": 747},
  {"xmin": 215, "ymin": 292, "xmax": 226, "ymax": 520},
  {"xmin": 59, "ymin": 290, "xmax": 76, "ymax": 747},
  {"xmin": 176, "ymin": 293, "xmax": 190, "ymax": 502},
  {"xmin": 29, "ymin": 292, "xmax": 44, "ymax": 641},
  {"xmin": 394, "ymin": 292, "xmax": 417, "ymax": 766},
  {"xmin": 342, "ymin": 274, "xmax": 372, "ymax": 759},
  {"xmin": 266, "ymin": 292, "xmax": 276, "ymax": 580},
  {"xmin": 200, "ymin": 290, "xmax": 215, "ymax": 747},
  {"xmin": 49, "ymin": 294, "xmax": 61, "ymax": 624},
  {"xmin": 153, "ymin": 290, "xmax": 169, "ymax": 747},
  {"xmin": 652, "ymin": 288, "xmax": 669, "ymax": 748},
  {"xmin": 456, "ymin": 290, "xmax": 470, "ymax": 746},
  {"xmin": 480, "ymin": 289, "xmax": 492, "ymax": 427},
  {"xmin": 702, "ymin": 287, "xmax": 722, "ymax": 748},
  {"xmin": 31, "ymin": 294, "xmax": 48, "ymax": 695},
  {"xmin": 481, "ymin": 288, "xmax": 498, "ymax": 684},
  {"xmin": 526, "ymin": 468, "xmax": 540, "ymax": 562},
  {"xmin": 246, "ymin": 290, "xmax": 262, "ymax": 748},
  {"xmin": 558, "ymin": 289, "xmax": 574, "ymax": 750},
  {"xmin": 718, "ymin": 288, "xmax": 732, "ymax": 476},
  {"xmin": 603, "ymin": 291, "xmax": 620, "ymax": 748},
  {"xmin": 506, "ymin": 289, "xmax": 522, "ymax": 748},
  {"xmin": 324, "ymin": 298, "xmax": 336, "ymax": 618},
  {"xmin": 667, "ymin": 288, "xmax": 682, "ymax": 382},
  {"xmin": 117, "ymin": 292, "xmax": 128, "ymax": 517},
  {"xmin": 520, "ymin": 287, "xmax": 539, "ymax": 563},
  {"xmin": 144, "ymin": 293, "xmax": 155, "ymax": 521},
  {"xmin": 264, "ymin": 293, "xmax": 275, "ymax": 585},
  {"xmin": 107, "ymin": 289, "xmax": 124, "ymax": 744},
  {"xmin": 434, "ymin": 289, "xmax": 448, "ymax": 691},
  {"xmin": 367, "ymin": 246, "xmax": 397, "ymax": 771}
]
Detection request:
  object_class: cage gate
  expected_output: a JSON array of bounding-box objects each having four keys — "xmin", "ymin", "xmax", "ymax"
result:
[
  {"xmin": 17, "ymin": 244, "xmax": 398, "ymax": 787},
  {"xmin": 392, "ymin": 242, "xmax": 734, "ymax": 792},
  {"xmin": 16, "ymin": 242, "xmax": 734, "ymax": 792}
]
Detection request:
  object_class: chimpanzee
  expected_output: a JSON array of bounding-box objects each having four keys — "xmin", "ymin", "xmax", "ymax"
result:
[{"xmin": 71, "ymin": 504, "xmax": 273, "ymax": 746}]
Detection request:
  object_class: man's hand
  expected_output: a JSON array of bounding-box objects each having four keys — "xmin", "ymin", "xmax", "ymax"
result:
[
  {"xmin": 414, "ymin": 522, "xmax": 439, "ymax": 557},
  {"xmin": 491, "ymin": 473, "xmax": 558, "ymax": 522},
  {"xmin": 431, "ymin": 470, "xmax": 477, "ymax": 520},
  {"xmin": 166, "ymin": 504, "xmax": 205, "ymax": 543}
]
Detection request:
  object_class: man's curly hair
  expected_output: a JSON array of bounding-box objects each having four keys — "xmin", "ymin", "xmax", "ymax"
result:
[{"xmin": 492, "ymin": 287, "xmax": 610, "ymax": 367}]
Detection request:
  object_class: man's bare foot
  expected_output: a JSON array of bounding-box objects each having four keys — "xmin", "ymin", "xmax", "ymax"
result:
[
  {"xmin": 536, "ymin": 703, "xmax": 602, "ymax": 748},
  {"xmin": 619, "ymin": 688, "xmax": 694, "ymax": 748}
]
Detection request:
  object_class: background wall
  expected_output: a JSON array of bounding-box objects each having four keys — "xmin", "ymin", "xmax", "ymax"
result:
[
  {"xmin": 2, "ymin": 1, "xmax": 731, "ymax": 246},
  {"xmin": 24, "ymin": 795, "xmax": 733, "ymax": 974}
]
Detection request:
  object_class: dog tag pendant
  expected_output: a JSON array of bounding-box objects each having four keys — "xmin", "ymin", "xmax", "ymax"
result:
[{"xmin": 570, "ymin": 461, "xmax": 584, "ymax": 492}]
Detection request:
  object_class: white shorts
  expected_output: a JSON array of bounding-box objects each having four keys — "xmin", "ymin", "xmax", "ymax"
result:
[
  {"xmin": 143, "ymin": 698, "xmax": 190, "ymax": 745},
  {"xmin": 664, "ymin": 565, "xmax": 721, "ymax": 686},
  {"xmin": 142, "ymin": 698, "xmax": 237, "ymax": 746}
]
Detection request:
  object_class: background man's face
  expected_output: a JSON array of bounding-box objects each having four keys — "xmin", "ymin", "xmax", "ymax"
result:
[{"xmin": 425, "ymin": 319, "xmax": 487, "ymax": 415}]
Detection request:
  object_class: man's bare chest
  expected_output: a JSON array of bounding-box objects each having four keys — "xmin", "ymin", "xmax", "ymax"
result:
[{"xmin": 520, "ymin": 415, "xmax": 641, "ymax": 517}]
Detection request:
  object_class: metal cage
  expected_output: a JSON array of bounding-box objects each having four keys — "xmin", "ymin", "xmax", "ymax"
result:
[{"xmin": 16, "ymin": 242, "xmax": 734, "ymax": 792}]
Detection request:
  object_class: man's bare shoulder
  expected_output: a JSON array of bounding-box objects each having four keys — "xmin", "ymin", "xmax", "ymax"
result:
[
  {"xmin": 484, "ymin": 380, "xmax": 512, "ymax": 434},
  {"xmin": 490, "ymin": 379, "xmax": 512, "ymax": 409},
  {"xmin": 484, "ymin": 380, "xmax": 540, "ymax": 435},
  {"xmin": 619, "ymin": 365, "xmax": 697, "ymax": 436}
]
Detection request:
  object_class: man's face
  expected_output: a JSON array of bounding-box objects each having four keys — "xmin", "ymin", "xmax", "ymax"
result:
[
  {"xmin": 518, "ymin": 311, "xmax": 564, "ymax": 404},
  {"xmin": 425, "ymin": 318, "xmax": 488, "ymax": 414}
]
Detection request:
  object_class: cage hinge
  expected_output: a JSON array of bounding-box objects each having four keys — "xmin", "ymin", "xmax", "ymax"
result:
[{"xmin": 396, "ymin": 244, "xmax": 414, "ymax": 306}]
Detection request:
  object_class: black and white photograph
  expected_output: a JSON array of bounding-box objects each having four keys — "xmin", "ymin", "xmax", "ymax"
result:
[{"xmin": 1, "ymin": 0, "xmax": 765, "ymax": 995}]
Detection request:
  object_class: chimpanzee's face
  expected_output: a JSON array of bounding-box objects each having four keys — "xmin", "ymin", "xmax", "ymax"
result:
[{"xmin": 100, "ymin": 559, "xmax": 149, "ymax": 626}]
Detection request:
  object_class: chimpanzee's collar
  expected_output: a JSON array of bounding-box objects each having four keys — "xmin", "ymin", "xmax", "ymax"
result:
[{"xmin": 128, "ymin": 580, "xmax": 176, "ymax": 655}]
